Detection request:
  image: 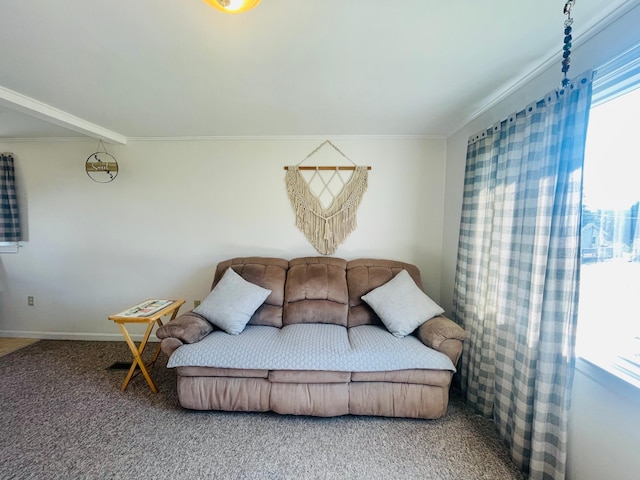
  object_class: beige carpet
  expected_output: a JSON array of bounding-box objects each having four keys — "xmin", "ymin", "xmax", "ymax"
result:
[{"xmin": 0, "ymin": 340, "xmax": 526, "ymax": 479}]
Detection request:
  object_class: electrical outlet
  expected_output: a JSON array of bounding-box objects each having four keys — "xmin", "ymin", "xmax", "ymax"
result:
[
  {"xmin": 27, "ymin": 296, "xmax": 34, "ymax": 306},
  {"xmin": 194, "ymin": 300, "xmax": 201, "ymax": 308}
]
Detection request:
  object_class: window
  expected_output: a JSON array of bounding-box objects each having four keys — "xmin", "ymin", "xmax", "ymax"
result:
[
  {"xmin": 577, "ymin": 43, "xmax": 640, "ymax": 388},
  {"xmin": 0, "ymin": 152, "xmax": 22, "ymax": 252},
  {"xmin": 0, "ymin": 242, "xmax": 20, "ymax": 253}
]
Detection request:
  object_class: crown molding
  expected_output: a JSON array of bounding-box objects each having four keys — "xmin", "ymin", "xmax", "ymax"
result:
[
  {"xmin": 1, "ymin": 134, "xmax": 446, "ymax": 144},
  {"xmin": 126, "ymin": 134, "xmax": 445, "ymax": 142},
  {"xmin": 447, "ymin": 0, "xmax": 639, "ymax": 138}
]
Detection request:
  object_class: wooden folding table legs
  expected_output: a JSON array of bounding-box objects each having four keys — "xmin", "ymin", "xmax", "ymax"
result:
[{"xmin": 117, "ymin": 319, "xmax": 163, "ymax": 393}]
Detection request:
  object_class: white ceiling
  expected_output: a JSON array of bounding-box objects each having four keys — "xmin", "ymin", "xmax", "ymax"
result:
[{"xmin": 0, "ymin": 0, "xmax": 634, "ymax": 142}]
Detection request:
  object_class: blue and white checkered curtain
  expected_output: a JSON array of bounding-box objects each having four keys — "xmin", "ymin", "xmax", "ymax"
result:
[
  {"xmin": 0, "ymin": 153, "xmax": 22, "ymax": 242},
  {"xmin": 452, "ymin": 71, "xmax": 593, "ymax": 480}
]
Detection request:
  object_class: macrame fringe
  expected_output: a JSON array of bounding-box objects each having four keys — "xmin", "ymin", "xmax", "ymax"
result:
[{"xmin": 286, "ymin": 166, "xmax": 368, "ymax": 255}]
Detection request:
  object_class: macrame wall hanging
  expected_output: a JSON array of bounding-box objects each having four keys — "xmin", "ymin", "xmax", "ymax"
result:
[{"xmin": 285, "ymin": 140, "xmax": 370, "ymax": 255}]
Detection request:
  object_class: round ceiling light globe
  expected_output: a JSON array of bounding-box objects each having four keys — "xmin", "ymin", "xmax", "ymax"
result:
[{"xmin": 204, "ymin": 0, "xmax": 262, "ymax": 14}]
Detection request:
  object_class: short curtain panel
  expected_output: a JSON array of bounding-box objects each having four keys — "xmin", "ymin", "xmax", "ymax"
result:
[
  {"xmin": 452, "ymin": 71, "xmax": 593, "ymax": 480},
  {"xmin": 0, "ymin": 153, "xmax": 21, "ymax": 242}
]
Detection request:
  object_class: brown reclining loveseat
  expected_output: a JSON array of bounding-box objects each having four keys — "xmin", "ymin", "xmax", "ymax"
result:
[{"xmin": 157, "ymin": 256, "xmax": 466, "ymax": 419}]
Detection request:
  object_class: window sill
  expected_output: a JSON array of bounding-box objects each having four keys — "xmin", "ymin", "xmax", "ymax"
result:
[
  {"xmin": 575, "ymin": 354, "xmax": 640, "ymax": 404},
  {"xmin": 0, "ymin": 241, "xmax": 20, "ymax": 253}
]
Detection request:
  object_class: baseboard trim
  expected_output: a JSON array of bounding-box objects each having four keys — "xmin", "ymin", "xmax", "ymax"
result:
[{"xmin": 0, "ymin": 330, "xmax": 159, "ymax": 342}]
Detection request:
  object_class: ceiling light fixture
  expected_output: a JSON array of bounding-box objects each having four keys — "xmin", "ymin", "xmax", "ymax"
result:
[{"xmin": 204, "ymin": 0, "xmax": 261, "ymax": 14}]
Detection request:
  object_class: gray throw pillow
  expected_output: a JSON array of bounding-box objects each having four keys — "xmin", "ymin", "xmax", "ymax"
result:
[
  {"xmin": 193, "ymin": 267, "xmax": 271, "ymax": 335},
  {"xmin": 361, "ymin": 269, "xmax": 444, "ymax": 338}
]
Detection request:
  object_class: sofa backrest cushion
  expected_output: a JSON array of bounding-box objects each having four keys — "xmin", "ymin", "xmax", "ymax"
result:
[
  {"xmin": 283, "ymin": 257, "xmax": 349, "ymax": 327},
  {"xmin": 346, "ymin": 259, "xmax": 424, "ymax": 328},
  {"xmin": 213, "ymin": 257, "xmax": 288, "ymax": 328}
]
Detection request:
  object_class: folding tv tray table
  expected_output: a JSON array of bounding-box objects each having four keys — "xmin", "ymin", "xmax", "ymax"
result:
[{"xmin": 108, "ymin": 299, "xmax": 185, "ymax": 393}]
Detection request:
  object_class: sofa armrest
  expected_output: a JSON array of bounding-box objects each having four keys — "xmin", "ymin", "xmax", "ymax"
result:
[
  {"xmin": 416, "ymin": 315, "xmax": 466, "ymax": 366},
  {"xmin": 160, "ymin": 337, "xmax": 184, "ymax": 357},
  {"xmin": 156, "ymin": 312, "xmax": 214, "ymax": 345}
]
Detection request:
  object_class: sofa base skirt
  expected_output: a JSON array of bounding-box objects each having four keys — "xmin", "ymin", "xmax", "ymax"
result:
[
  {"xmin": 176, "ymin": 375, "xmax": 451, "ymax": 419},
  {"xmin": 349, "ymin": 382, "xmax": 448, "ymax": 419},
  {"xmin": 177, "ymin": 376, "xmax": 272, "ymax": 412}
]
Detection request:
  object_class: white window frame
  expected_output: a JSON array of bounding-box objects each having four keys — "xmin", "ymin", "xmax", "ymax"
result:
[
  {"xmin": 577, "ymin": 42, "xmax": 640, "ymax": 397},
  {"xmin": 0, "ymin": 241, "xmax": 20, "ymax": 254}
]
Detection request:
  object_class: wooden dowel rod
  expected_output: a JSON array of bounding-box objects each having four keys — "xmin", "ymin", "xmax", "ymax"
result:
[{"xmin": 284, "ymin": 166, "xmax": 371, "ymax": 171}]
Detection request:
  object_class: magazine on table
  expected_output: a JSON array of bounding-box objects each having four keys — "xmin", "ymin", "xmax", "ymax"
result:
[{"xmin": 114, "ymin": 299, "xmax": 173, "ymax": 318}]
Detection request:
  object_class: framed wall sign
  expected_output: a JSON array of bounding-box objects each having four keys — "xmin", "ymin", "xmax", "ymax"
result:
[{"xmin": 86, "ymin": 140, "xmax": 118, "ymax": 183}]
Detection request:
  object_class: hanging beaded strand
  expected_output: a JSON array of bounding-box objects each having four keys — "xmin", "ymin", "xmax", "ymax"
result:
[{"xmin": 561, "ymin": 0, "xmax": 575, "ymax": 87}]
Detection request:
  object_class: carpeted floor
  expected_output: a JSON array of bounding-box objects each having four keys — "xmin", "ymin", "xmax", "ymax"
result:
[{"xmin": 0, "ymin": 340, "xmax": 525, "ymax": 480}]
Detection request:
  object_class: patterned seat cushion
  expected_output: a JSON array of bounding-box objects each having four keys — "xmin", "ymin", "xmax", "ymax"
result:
[{"xmin": 167, "ymin": 323, "xmax": 455, "ymax": 372}]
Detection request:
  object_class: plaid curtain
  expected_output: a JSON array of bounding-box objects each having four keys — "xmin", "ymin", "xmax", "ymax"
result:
[
  {"xmin": 0, "ymin": 153, "xmax": 22, "ymax": 242},
  {"xmin": 452, "ymin": 71, "xmax": 593, "ymax": 480}
]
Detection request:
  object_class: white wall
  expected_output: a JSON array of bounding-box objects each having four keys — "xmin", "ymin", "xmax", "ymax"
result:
[
  {"xmin": 0, "ymin": 136, "xmax": 445, "ymax": 340},
  {"xmin": 440, "ymin": 4, "xmax": 640, "ymax": 479},
  {"xmin": 567, "ymin": 361, "xmax": 640, "ymax": 480}
]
